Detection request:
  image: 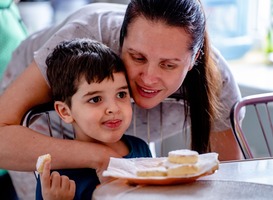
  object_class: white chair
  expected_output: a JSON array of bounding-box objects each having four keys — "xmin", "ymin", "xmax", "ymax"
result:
[
  {"xmin": 21, "ymin": 102, "xmax": 73, "ymax": 140},
  {"xmin": 230, "ymin": 92, "xmax": 273, "ymax": 159}
]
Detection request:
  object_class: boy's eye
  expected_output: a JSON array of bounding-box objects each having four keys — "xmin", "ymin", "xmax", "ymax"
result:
[
  {"xmin": 89, "ymin": 96, "xmax": 102, "ymax": 103},
  {"xmin": 117, "ymin": 91, "xmax": 127, "ymax": 99}
]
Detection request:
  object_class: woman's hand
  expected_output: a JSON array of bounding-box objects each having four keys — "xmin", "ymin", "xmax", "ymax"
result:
[
  {"xmin": 40, "ymin": 160, "xmax": 76, "ymax": 200},
  {"xmin": 94, "ymin": 144, "xmax": 122, "ymax": 183},
  {"xmin": 210, "ymin": 128, "xmax": 244, "ymax": 161}
]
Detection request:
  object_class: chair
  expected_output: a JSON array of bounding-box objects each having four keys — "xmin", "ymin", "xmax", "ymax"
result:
[
  {"xmin": 21, "ymin": 102, "xmax": 54, "ymax": 135},
  {"xmin": 21, "ymin": 102, "xmax": 74, "ymax": 140},
  {"xmin": 230, "ymin": 92, "xmax": 273, "ymax": 159}
]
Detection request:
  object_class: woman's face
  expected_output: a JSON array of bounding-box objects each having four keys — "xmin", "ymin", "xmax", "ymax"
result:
[{"xmin": 121, "ymin": 16, "xmax": 195, "ymax": 109}]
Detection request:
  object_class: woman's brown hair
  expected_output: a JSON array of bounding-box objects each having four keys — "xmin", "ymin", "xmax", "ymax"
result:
[{"xmin": 120, "ymin": 0, "xmax": 222, "ymax": 153}]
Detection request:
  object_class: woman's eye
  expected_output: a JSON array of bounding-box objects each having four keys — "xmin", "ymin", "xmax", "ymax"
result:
[
  {"xmin": 89, "ymin": 96, "xmax": 102, "ymax": 103},
  {"xmin": 117, "ymin": 91, "xmax": 127, "ymax": 99},
  {"xmin": 160, "ymin": 63, "xmax": 176, "ymax": 69},
  {"xmin": 131, "ymin": 55, "xmax": 146, "ymax": 63}
]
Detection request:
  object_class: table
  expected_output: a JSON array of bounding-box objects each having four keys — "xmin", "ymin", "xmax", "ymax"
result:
[{"xmin": 92, "ymin": 158, "xmax": 273, "ymax": 200}]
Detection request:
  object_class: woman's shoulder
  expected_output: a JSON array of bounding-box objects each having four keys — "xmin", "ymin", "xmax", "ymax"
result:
[
  {"xmin": 210, "ymin": 46, "xmax": 232, "ymax": 76},
  {"xmin": 210, "ymin": 46, "xmax": 242, "ymax": 131},
  {"xmin": 52, "ymin": 2, "xmax": 126, "ymax": 42},
  {"xmin": 78, "ymin": 2, "xmax": 126, "ymax": 14},
  {"xmin": 34, "ymin": 3, "xmax": 127, "ymax": 84}
]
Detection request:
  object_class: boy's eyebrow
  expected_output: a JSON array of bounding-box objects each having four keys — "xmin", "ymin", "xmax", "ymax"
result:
[
  {"xmin": 119, "ymin": 85, "xmax": 129, "ymax": 90},
  {"xmin": 84, "ymin": 91, "xmax": 100, "ymax": 97}
]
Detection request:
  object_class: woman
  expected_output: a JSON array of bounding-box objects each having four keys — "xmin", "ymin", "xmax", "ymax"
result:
[{"xmin": 0, "ymin": 0, "xmax": 242, "ymax": 197}]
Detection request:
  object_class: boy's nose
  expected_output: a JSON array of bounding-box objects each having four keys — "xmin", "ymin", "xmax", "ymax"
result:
[{"xmin": 105, "ymin": 101, "xmax": 120, "ymax": 114}]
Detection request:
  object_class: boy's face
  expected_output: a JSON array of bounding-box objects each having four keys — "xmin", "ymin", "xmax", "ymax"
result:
[{"xmin": 68, "ymin": 72, "xmax": 132, "ymax": 144}]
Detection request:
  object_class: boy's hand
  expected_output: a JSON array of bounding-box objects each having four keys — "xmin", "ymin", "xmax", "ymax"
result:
[{"xmin": 40, "ymin": 160, "xmax": 76, "ymax": 200}]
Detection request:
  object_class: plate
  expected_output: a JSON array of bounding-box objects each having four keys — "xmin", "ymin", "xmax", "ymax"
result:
[{"xmin": 103, "ymin": 153, "xmax": 219, "ymax": 185}]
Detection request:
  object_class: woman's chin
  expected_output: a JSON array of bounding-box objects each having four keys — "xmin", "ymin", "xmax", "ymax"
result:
[{"xmin": 134, "ymin": 97, "xmax": 161, "ymax": 109}]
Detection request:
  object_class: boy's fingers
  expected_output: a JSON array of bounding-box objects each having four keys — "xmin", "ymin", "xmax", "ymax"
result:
[
  {"xmin": 50, "ymin": 171, "xmax": 61, "ymax": 189},
  {"xmin": 69, "ymin": 180, "xmax": 76, "ymax": 196},
  {"xmin": 40, "ymin": 160, "xmax": 51, "ymax": 190},
  {"xmin": 60, "ymin": 175, "xmax": 70, "ymax": 190}
]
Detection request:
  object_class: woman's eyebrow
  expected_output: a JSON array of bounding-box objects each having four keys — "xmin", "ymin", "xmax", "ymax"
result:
[
  {"xmin": 128, "ymin": 48, "xmax": 183, "ymax": 62},
  {"xmin": 160, "ymin": 58, "xmax": 182, "ymax": 62},
  {"xmin": 127, "ymin": 48, "xmax": 142, "ymax": 54}
]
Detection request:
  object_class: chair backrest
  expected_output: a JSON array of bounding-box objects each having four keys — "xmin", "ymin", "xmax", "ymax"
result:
[
  {"xmin": 230, "ymin": 92, "xmax": 273, "ymax": 159},
  {"xmin": 21, "ymin": 102, "xmax": 74, "ymax": 139},
  {"xmin": 21, "ymin": 102, "xmax": 54, "ymax": 135}
]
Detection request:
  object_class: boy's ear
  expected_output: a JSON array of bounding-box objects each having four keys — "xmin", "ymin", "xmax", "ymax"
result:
[{"xmin": 54, "ymin": 101, "xmax": 74, "ymax": 124}]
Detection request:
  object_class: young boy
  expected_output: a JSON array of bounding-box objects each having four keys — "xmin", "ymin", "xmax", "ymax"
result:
[{"xmin": 36, "ymin": 38, "xmax": 152, "ymax": 200}]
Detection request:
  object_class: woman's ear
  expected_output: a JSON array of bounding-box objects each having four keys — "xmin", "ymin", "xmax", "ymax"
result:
[
  {"xmin": 54, "ymin": 101, "xmax": 74, "ymax": 124},
  {"xmin": 189, "ymin": 50, "xmax": 201, "ymax": 71}
]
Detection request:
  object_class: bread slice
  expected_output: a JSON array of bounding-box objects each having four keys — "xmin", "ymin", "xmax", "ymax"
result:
[
  {"xmin": 136, "ymin": 166, "xmax": 167, "ymax": 177},
  {"xmin": 168, "ymin": 149, "xmax": 198, "ymax": 164},
  {"xmin": 36, "ymin": 154, "xmax": 51, "ymax": 173},
  {"xmin": 167, "ymin": 163, "xmax": 199, "ymax": 176}
]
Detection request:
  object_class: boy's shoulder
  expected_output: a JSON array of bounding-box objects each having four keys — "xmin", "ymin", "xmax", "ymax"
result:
[
  {"xmin": 123, "ymin": 134, "xmax": 147, "ymax": 144},
  {"xmin": 122, "ymin": 135, "xmax": 152, "ymax": 158}
]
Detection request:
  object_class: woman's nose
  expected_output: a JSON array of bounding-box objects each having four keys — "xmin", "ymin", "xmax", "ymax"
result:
[{"xmin": 140, "ymin": 64, "xmax": 158, "ymax": 85}]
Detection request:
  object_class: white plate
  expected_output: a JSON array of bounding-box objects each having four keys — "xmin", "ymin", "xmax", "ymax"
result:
[{"xmin": 103, "ymin": 153, "xmax": 219, "ymax": 185}]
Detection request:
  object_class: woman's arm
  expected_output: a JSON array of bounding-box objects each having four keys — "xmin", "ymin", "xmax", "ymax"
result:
[
  {"xmin": 0, "ymin": 62, "xmax": 120, "ymax": 179},
  {"xmin": 210, "ymin": 128, "xmax": 244, "ymax": 161}
]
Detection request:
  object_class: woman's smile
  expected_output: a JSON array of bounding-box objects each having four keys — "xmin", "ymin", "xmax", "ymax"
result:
[{"xmin": 136, "ymin": 85, "xmax": 161, "ymax": 98}]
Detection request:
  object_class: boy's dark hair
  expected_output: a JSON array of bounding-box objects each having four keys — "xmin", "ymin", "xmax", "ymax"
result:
[{"xmin": 46, "ymin": 38, "xmax": 126, "ymax": 107}]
